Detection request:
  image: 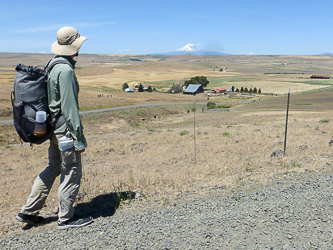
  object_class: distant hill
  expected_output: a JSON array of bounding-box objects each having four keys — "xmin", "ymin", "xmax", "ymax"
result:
[
  {"xmin": 317, "ymin": 52, "xmax": 333, "ymax": 56},
  {"xmin": 154, "ymin": 43, "xmax": 230, "ymax": 56}
]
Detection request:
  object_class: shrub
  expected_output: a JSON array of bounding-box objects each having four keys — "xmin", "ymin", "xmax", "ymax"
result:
[
  {"xmin": 179, "ymin": 130, "xmax": 189, "ymax": 136},
  {"xmin": 207, "ymin": 102, "xmax": 216, "ymax": 109},
  {"xmin": 320, "ymin": 119, "xmax": 329, "ymax": 123},
  {"xmin": 130, "ymin": 58, "xmax": 141, "ymax": 61},
  {"xmin": 217, "ymin": 104, "xmax": 230, "ymax": 109},
  {"xmin": 222, "ymin": 132, "xmax": 230, "ymax": 137}
]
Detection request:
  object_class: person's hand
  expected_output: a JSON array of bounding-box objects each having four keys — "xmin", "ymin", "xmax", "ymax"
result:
[{"xmin": 75, "ymin": 148, "xmax": 85, "ymax": 153}]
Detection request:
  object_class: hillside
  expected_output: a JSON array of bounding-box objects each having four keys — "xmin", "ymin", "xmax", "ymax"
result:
[{"xmin": 1, "ymin": 53, "xmax": 333, "ymax": 240}]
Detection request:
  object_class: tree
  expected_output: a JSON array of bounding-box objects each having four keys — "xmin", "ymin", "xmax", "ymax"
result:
[
  {"xmin": 138, "ymin": 83, "xmax": 144, "ymax": 92},
  {"xmin": 207, "ymin": 101, "xmax": 216, "ymax": 109},
  {"xmin": 244, "ymin": 87, "xmax": 248, "ymax": 93},
  {"xmin": 147, "ymin": 85, "xmax": 153, "ymax": 92},
  {"xmin": 235, "ymin": 88, "xmax": 239, "ymax": 92},
  {"xmin": 253, "ymin": 87, "xmax": 257, "ymax": 94},
  {"xmin": 168, "ymin": 84, "xmax": 182, "ymax": 93},
  {"xmin": 258, "ymin": 88, "xmax": 262, "ymax": 94},
  {"xmin": 122, "ymin": 82, "xmax": 129, "ymax": 91},
  {"xmin": 240, "ymin": 87, "xmax": 244, "ymax": 92},
  {"xmin": 184, "ymin": 76, "xmax": 209, "ymax": 88},
  {"xmin": 231, "ymin": 86, "xmax": 235, "ymax": 92}
]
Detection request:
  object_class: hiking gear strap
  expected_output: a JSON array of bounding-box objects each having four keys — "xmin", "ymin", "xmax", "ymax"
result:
[{"xmin": 45, "ymin": 58, "xmax": 73, "ymax": 130}]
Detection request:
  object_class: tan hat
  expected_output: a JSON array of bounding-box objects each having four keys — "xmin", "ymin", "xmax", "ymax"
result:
[{"xmin": 51, "ymin": 27, "xmax": 88, "ymax": 56}]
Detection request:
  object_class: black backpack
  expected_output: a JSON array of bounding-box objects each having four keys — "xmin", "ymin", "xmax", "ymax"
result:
[{"xmin": 11, "ymin": 59, "xmax": 72, "ymax": 144}]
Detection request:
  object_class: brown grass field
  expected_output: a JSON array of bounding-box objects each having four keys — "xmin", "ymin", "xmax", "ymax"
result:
[{"xmin": 1, "ymin": 53, "xmax": 333, "ymax": 235}]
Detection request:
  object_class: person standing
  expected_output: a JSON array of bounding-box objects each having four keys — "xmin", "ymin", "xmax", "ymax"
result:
[{"xmin": 16, "ymin": 27, "xmax": 93, "ymax": 229}]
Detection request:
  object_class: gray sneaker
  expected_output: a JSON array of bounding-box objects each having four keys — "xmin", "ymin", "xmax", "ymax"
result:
[
  {"xmin": 16, "ymin": 213, "xmax": 44, "ymax": 226},
  {"xmin": 57, "ymin": 216, "xmax": 93, "ymax": 229}
]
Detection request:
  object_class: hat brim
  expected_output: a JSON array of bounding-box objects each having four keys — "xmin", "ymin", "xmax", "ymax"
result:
[{"xmin": 51, "ymin": 36, "xmax": 88, "ymax": 56}]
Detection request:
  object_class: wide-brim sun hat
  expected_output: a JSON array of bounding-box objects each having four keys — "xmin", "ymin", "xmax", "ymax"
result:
[{"xmin": 51, "ymin": 27, "xmax": 88, "ymax": 56}]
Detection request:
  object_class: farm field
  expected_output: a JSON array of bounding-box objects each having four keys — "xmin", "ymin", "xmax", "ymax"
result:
[
  {"xmin": 1, "ymin": 53, "xmax": 333, "ymax": 235},
  {"xmin": 1, "ymin": 53, "xmax": 332, "ymax": 117}
]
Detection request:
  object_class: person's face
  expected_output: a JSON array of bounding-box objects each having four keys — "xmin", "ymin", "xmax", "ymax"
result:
[{"xmin": 71, "ymin": 52, "xmax": 79, "ymax": 58}]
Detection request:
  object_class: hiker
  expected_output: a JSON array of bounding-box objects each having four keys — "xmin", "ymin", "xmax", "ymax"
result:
[{"xmin": 16, "ymin": 27, "xmax": 93, "ymax": 229}]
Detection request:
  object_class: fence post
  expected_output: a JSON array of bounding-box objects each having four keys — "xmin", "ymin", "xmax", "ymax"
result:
[
  {"xmin": 284, "ymin": 89, "xmax": 290, "ymax": 155},
  {"xmin": 194, "ymin": 102, "xmax": 196, "ymax": 165}
]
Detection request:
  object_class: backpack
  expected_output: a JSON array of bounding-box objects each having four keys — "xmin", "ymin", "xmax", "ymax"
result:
[{"xmin": 11, "ymin": 58, "xmax": 72, "ymax": 144}]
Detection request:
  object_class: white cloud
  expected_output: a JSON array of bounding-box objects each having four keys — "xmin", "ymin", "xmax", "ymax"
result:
[
  {"xmin": 12, "ymin": 21, "xmax": 116, "ymax": 34},
  {"xmin": 12, "ymin": 25, "xmax": 61, "ymax": 34},
  {"xmin": 249, "ymin": 52, "xmax": 255, "ymax": 55}
]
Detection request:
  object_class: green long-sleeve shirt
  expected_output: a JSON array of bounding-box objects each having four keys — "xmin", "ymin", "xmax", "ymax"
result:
[{"xmin": 47, "ymin": 56, "xmax": 87, "ymax": 151}]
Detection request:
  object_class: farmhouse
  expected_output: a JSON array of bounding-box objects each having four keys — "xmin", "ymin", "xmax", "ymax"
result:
[
  {"xmin": 212, "ymin": 88, "xmax": 227, "ymax": 93},
  {"xmin": 310, "ymin": 75, "xmax": 330, "ymax": 79},
  {"xmin": 124, "ymin": 88, "xmax": 134, "ymax": 92},
  {"xmin": 183, "ymin": 84, "xmax": 204, "ymax": 95}
]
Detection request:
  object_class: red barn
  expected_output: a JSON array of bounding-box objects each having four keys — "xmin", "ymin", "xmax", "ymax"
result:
[
  {"xmin": 212, "ymin": 88, "xmax": 227, "ymax": 93},
  {"xmin": 310, "ymin": 75, "xmax": 330, "ymax": 79}
]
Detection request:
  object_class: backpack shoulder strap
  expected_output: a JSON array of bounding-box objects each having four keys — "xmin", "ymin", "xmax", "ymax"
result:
[{"xmin": 44, "ymin": 58, "xmax": 73, "ymax": 74}]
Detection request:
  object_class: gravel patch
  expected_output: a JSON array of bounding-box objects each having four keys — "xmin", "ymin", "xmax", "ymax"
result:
[{"xmin": 2, "ymin": 170, "xmax": 333, "ymax": 249}]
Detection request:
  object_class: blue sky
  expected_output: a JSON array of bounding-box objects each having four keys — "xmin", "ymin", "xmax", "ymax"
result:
[{"xmin": 1, "ymin": 0, "xmax": 332, "ymax": 55}]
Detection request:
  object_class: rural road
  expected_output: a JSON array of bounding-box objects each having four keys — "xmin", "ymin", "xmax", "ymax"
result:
[{"xmin": 0, "ymin": 100, "xmax": 260, "ymax": 125}]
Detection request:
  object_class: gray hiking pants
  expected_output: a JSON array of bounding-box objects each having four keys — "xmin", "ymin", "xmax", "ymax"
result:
[{"xmin": 20, "ymin": 132, "xmax": 82, "ymax": 223}]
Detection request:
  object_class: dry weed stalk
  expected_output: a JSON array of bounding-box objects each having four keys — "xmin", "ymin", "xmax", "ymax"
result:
[{"xmin": 1, "ymin": 109, "xmax": 333, "ymax": 235}]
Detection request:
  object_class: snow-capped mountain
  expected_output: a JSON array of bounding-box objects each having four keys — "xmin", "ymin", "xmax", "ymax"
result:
[
  {"xmin": 154, "ymin": 44, "xmax": 229, "ymax": 55},
  {"xmin": 176, "ymin": 44, "xmax": 202, "ymax": 52}
]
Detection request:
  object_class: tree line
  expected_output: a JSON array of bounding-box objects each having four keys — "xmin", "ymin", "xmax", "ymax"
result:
[
  {"xmin": 122, "ymin": 82, "xmax": 153, "ymax": 92},
  {"xmin": 122, "ymin": 77, "xmax": 261, "ymax": 95},
  {"xmin": 231, "ymin": 86, "xmax": 261, "ymax": 94}
]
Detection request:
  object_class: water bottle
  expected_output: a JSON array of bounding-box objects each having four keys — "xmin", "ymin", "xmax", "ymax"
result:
[
  {"xmin": 58, "ymin": 136, "xmax": 74, "ymax": 151},
  {"xmin": 34, "ymin": 111, "xmax": 47, "ymax": 137}
]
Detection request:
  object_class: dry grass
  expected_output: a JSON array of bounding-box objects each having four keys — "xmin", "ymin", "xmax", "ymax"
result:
[
  {"xmin": 1, "ymin": 53, "xmax": 333, "ymax": 235},
  {"xmin": 1, "ymin": 106, "xmax": 333, "ymax": 235},
  {"xmin": 1, "ymin": 53, "xmax": 333, "ymax": 121}
]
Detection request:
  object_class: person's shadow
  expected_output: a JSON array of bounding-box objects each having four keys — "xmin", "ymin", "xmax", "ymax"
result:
[
  {"xmin": 22, "ymin": 191, "xmax": 136, "ymax": 230},
  {"xmin": 74, "ymin": 191, "xmax": 136, "ymax": 218}
]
